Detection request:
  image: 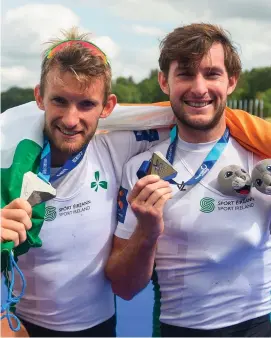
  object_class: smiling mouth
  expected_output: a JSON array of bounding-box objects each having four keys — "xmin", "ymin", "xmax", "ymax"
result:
[
  {"xmin": 184, "ymin": 100, "xmax": 213, "ymax": 108},
  {"xmin": 235, "ymin": 184, "xmax": 251, "ymax": 195},
  {"xmin": 57, "ymin": 127, "xmax": 81, "ymax": 136}
]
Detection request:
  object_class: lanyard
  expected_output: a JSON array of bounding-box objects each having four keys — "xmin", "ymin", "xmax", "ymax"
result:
[
  {"xmin": 165, "ymin": 125, "xmax": 230, "ymax": 190},
  {"xmin": 38, "ymin": 136, "xmax": 87, "ymax": 183}
]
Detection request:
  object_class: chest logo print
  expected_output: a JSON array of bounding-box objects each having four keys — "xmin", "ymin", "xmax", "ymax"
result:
[
  {"xmin": 91, "ymin": 171, "xmax": 108, "ymax": 192},
  {"xmin": 44, "ymin": 206, "xmax": 57, "ymax": 221},
  {"xmin": 200, "ymin": 197, "xmax": 215, "ymax": 213}
]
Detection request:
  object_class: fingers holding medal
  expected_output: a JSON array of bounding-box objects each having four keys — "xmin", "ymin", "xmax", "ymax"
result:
[
  {"xmin": 1, "ymin": 198, "xmax": 32, "ymax": 247},
  {"xmin": 128, "ymin": 175, "xmax": 172, "ymax": 240}
]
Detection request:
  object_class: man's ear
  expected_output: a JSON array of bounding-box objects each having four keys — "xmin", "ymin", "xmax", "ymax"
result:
[
  {"xmin": 227, "ymin": 75, "xmax": 238, "ymax": 96},
  {"xmin": 158, "ymin": 71, "xmax": 170, "ymax": 95},
  {"xmin": 100, "ymin": 94, "xmax": 117, "ymax": 118},
  {"xmin": 34, "ymin": 85, "xmax": 45, "ymax": 111}
]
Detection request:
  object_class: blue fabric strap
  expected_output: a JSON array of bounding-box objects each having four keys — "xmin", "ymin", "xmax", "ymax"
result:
[
  {"xmin": 166, "ymin": 125, "xmax": 230, "ymax": 189},
  {"xmin": 1, "ymin": 252, "xmax": 26, "ymax": 332},
  {"xmin": 137, "ymin": 125, "xmax": 230, "ymax": 191},
  {"xmin": 38, "ymin": 136, "xmax": 88, "ymax": 183}
]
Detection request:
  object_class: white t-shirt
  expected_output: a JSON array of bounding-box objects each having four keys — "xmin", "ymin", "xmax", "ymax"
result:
[
  {"xmin": 115, "ymin": 135, "xmax": 271, "ymax": 330},
  {"xmin": 14, "ymin": 129, "xmax": 167, "ymax": 331}
]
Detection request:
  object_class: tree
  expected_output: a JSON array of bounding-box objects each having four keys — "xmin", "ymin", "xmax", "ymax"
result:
[
  {"xmin": 247, "ymin": 67, "xmax": 271, "ymax": 98},
  {"xmin": 112, "ymin": 76, "xmax": 141, "ymax": 103},
  {"xmin": 138, "ymin": 69, "xmax": 168, "ymax": 103},
  {"xmin": 257, "ymin": 88, "xmax": 271, "ymax": 117},
  {"xmin": 1, "ymin": 87, "xmax": 34, "ymax": 113}
]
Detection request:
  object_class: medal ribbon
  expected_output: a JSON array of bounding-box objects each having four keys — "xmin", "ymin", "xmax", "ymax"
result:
[
  {"xmin": 165, "ymin": 125, "xmax": 230, "ymax": 189},
  {"xmin": 38, "ymin": 136, "xmax": 88, "ymax": 183},
  {"xmin": 137, "ymin": 126, "xmax": 230, "ymax": 191}
]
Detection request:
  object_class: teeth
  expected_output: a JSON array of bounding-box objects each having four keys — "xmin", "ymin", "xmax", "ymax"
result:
[
  {"xmin": 60, "ymin": 129, "xmax": 78, "ymax": 136},
  {"xmin": 185, "ymin": 101, "xmax": 210, "ymax": 107}
]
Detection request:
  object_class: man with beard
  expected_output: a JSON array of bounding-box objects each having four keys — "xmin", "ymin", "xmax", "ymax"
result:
[
  {"xmin": 0, "ymin": 27, "xmax": 171, "ymax": 337},
  {"xmin": 105, "ymin": 23, "xmax": 271, "ymax": 337}
]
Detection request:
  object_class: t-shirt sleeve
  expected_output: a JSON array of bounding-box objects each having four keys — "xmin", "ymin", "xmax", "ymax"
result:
[
  {"xmin": 100, "ymin": 129, "xmax": 169, "ymax": 186},
  {"xmin": 114, "ymin": 152, "xmax": 151, "ymax": 239}
]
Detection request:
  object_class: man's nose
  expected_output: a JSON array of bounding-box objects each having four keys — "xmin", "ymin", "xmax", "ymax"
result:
[
  {"xmin": 61, "ymin": 105, "xmax": 79, "ymax": 128},
  {"xmin": 190, "ymin": 74, "xmax": 208, "ymax": 97}
]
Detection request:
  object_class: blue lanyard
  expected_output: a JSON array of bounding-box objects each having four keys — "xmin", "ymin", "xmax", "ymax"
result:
[
  {"xmin": 38, "ymin": 136, "xmax": 88, "ymax": 183},
  {"xmin": 166, "ymin": 125, "xmax": 230, "ymax": 190}
]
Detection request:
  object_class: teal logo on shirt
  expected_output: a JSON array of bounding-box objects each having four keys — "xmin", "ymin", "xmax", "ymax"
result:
[
  {"xmin": 44, "ymin": 206, "xmax": 57, "ymax": 221},
  {"xmin": 200, "ymin": 197, "xmax": 215, "ymax": 213}
]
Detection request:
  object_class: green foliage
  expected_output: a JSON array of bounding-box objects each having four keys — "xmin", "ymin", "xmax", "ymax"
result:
[
  {"xmin": 1, "ymin": 87, "xmax": 34, "ymax": 113},
  {"xmin": 257, "ymin": 88, "xmax": 271, "ymax": 117},
  {"xmin": 227, "ymin": 66, "xmax": 271, "ymax": 117},
  {"xmin": 111, "ymin": 70, "xmax": 168, "ymax": 103},
  {"xmin": 112, "ymin": 77, "xmax": 141, "ymax": 103},
  {"xmin": 137, "ymin": 70, "xmax": 168, "ymax": 103},
  {"xmin": 246, "ymin": 67, "xmax": 271, "ymax": 98}
]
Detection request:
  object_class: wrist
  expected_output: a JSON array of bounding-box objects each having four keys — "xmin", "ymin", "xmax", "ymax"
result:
[{"xmin": 136, "ymin": 225, "xmax": 160, "ymax": 248}]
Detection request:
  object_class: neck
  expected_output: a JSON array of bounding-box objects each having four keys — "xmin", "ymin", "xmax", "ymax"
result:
[
  {"xmin": 50, "ymin": 147, "xmax": 70, "ymax": 168},
  {"xmin": 177, "ymin": 119, "xmax": 226, "ymax": 143}
]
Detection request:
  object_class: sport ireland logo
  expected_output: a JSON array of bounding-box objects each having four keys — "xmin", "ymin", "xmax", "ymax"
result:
[{"xmin": 200, "ymin": 197, "xmax": 215, "ymax": 213}]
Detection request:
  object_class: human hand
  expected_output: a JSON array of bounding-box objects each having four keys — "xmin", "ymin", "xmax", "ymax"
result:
[
  {"xmin": 1, "ymin": 198, "xmax": 32, "ymax": 247},
  {"xmin": 128, "ymin": 175, "xmax": 172, "ymax": 241}
]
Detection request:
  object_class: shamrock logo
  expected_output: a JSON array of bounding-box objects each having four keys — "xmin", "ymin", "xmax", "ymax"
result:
[{"xmin": 91, "ymin": 171, "xmax": 108, "ymax": 192}]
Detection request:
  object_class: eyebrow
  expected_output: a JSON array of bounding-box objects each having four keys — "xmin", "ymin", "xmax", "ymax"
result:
[
  {"xmin": 79, "ymin": 98, "xmax": 99, "ymax": 106},
  {"xmin": 51, "ymin": 94, "xmax": 99, "ymax": 104},
  {"xmin": 175, "ymin": 65, "xmax": 224, "ymax": 73},
  {"xmin": 205, "ymin": 66, "xmax": 224, "ymax": 73}
]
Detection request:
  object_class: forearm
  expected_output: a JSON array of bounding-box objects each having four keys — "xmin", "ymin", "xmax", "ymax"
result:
[{"xmin": 105, "ymin": 226, "xmax": 158, "ymax": 300}]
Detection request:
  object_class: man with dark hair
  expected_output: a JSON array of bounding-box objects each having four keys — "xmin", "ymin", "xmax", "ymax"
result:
[{"xmin": 106, "ymin": 23, "xmax": 271, "ymax": 337}]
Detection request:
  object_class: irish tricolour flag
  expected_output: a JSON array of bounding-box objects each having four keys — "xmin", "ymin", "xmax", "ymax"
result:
[
  {"xmin": 0, "ymin": 100, "xmax": 175, "ymax": 267},
  {"xmin": 1, "ymin": 102, "xmax": 46, "ymax": 270},
  {"xmin": 1, "ymin": 99, "xmax": 268, "ymax": 268}
]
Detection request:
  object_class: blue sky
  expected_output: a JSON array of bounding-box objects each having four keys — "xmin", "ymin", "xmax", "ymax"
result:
[{"xmin": 2, "ymin": 0, "xmax": 271, "ymax": 90}]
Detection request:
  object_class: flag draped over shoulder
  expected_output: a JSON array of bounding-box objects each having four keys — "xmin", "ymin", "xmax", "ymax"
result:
[
  {"xmin": 99, "ymin": 101, "xmax": 271, "ymax": 159},
  {"xmin": 224, "ymin": 106, "xmax": 271, "ymax": 159},
  {"xmin": 1, "ymin": 101, "xmax": 270, "ymax": 270},
  {"xmin": 0, "ymin": 102, "xmax": 46, "ymax": 270}
]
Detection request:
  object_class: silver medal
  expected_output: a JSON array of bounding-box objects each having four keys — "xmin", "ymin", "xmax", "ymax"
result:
[
  {"xmin": 148, "ymin": 151, "xmax": 177, "ymax": 180},
  {"xmin": 20, "ymin": 172, "xmax": 56, "ymax": 206}
]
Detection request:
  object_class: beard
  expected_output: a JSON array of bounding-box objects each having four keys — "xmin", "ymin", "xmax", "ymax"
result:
[
  {"xmin": 44, "ymin": 120, "xmax": 96, "ymax": 156},
  {"xmin": 171, "ymin": 99, "xmax": 226, "ymax": 132}
]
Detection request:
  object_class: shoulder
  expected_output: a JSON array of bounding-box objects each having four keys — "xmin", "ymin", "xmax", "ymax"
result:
[
  {"xmin": 1, "ymin": 101, "xmax": 44, "ymax": 127},
  {"xmin": 227, "ymin": 136, "xmax": 251, "ymax": 155},
  {"xmin": 96, "ymin": 130, "xmax": 134, "ymax": 145},
  {"xmin": 126, "ymin": 138, "xmax": 170, "ymax": 164},
  {"xmin": 123, "ymin": 138, "xmax": 170, "ymax": 175},
  {"xmin": 1, "ymin": 101, "xmax": 43, "ymax": 121},
  {"xmin": 92, "ymin": 131, "xmax": 133, "ymax": 156},
  {"xmin": 228, "ymin": 136, "xmax": 263, "ymax": 165},
  {"xmin": 96, "ymin": 129, "xmax": 164, "ymax": 146}
]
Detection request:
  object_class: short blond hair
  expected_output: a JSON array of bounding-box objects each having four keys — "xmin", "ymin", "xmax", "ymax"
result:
[{"xmin": 40, "ymin": 27, "xmax": 112, "ymax": 105}]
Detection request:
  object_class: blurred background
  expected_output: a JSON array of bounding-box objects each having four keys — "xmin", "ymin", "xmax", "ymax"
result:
[{"xmin": 1, "ymin": 0, "xmax": 271, "ymax": 120}]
